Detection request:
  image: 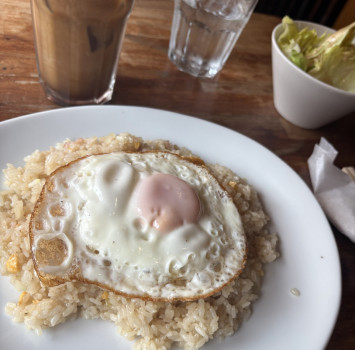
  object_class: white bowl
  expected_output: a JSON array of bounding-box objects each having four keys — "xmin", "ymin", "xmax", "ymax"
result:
[{"xmin": 272, "ymin": 20, "xmax": 355, "ymax": 129}]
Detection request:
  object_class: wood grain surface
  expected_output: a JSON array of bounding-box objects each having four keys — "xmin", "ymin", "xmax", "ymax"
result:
[{"xmin": 1, "ymin": 0, "xmax": 354, "ymax": 349}]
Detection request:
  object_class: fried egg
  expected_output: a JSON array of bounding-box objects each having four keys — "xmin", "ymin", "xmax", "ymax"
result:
[{"xmin": 29, "ymin": 151, "xmax": 247, "ymax": 301}]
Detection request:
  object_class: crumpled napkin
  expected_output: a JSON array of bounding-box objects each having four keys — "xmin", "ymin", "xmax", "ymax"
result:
[{"xmin": 308, "ymin": 138, "xmax": 355, "ymax": 242}]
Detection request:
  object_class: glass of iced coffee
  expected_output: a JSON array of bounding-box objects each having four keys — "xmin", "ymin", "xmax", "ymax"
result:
[{"xmin": 30, "ymin": 0, "xmax": 134, "ymax": 106}]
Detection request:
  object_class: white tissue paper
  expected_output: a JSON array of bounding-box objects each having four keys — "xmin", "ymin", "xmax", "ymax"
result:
[{"xmin": 308, "ymin": 138, "xmax": 355, "ymax": 242}]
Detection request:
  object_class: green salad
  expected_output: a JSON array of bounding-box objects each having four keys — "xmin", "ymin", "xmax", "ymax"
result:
[{"xmin": 277, "ymin": 16, "xmax": 355, "ymax": 93}]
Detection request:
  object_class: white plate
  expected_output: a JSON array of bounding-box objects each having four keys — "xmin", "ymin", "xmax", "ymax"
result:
[{"xmin": 0, "ymin": 106, "xmax": 341, "ymax": 350}]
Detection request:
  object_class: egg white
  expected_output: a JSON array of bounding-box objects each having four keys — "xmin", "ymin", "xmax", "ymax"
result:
[{"xmin": 30, "ymin": 151, "xmax": 246, "ymax": 300}]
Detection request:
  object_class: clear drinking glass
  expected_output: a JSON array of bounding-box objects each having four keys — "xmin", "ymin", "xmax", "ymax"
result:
[
  {"xmin": 168, "ymin": 0, "xmax": 258, "ymax": 78},
  {"xmin": 30, "ymin": 0, "xmax": 135, "ymax": 106}
]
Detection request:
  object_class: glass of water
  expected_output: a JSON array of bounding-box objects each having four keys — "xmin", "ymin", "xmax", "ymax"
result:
[{"xmin": 168, "ymin": 0, "xmax": 258, "ymax": 78}]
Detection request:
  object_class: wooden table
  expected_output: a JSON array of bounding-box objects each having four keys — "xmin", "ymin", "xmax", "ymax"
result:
[{"xmin": 1, "ymin": 0, "xmax": 354, "ymax": 349}]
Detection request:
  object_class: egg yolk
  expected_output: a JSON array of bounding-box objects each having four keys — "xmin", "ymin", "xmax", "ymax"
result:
[{"xmin": 135, "ymin": 173, "xmax": 201, "ymax": 233}]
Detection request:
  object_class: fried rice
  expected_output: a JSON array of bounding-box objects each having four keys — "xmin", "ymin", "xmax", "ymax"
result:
[{"xmin": 0, "ymin": 133, "xmax": 279, "ymax": 349}]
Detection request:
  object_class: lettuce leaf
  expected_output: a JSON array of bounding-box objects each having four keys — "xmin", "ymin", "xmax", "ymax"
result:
[{"xmin": 277, "ymin": 16, "xmax": 355, "ymax": 93}]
